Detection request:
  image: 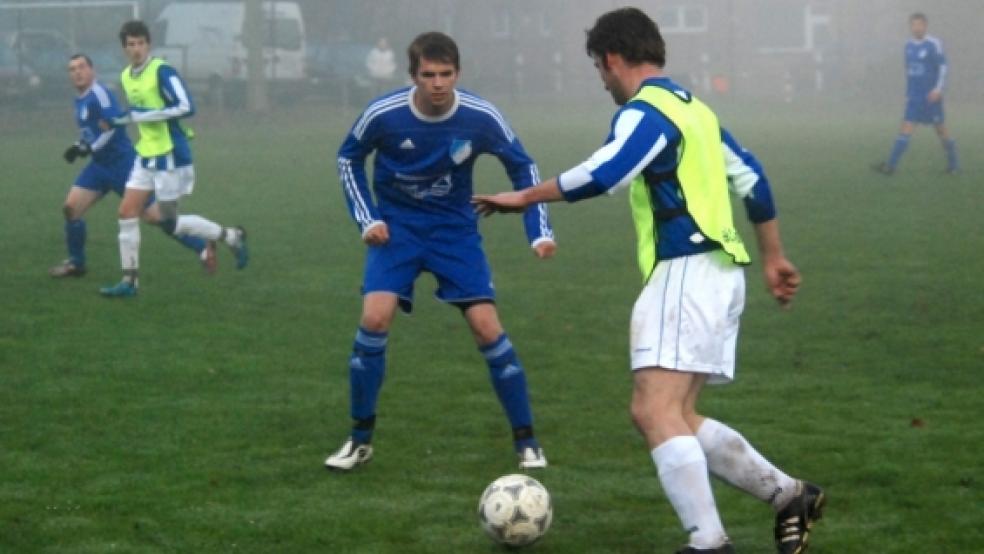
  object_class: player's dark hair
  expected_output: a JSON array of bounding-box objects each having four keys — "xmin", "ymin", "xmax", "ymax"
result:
[
  {"xmin": 407, "ymin": 32, "xmax": 460, "ymax": 76},
  {"xmin": 118, "ymin": 20, "xmax": 151, "ymax": 47},
  {"xmin": 69, "ymin": 53, "xmax": 93, "ymax": 67},
  {"xmin": 586, "ymin": 7, "xmax": 665, "ymax": 69},
  {"xmin": 910, "ymin": 12, "xmax": 928, "ymax": 23}
]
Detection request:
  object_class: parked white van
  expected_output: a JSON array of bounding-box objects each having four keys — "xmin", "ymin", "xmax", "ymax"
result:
[{"xmin": 153, "ymin": 1, "xmax": 306, "ymax": 102}]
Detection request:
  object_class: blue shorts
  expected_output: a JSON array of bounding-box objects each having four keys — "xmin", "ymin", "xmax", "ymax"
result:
[
  {"xmin": 362, "ymin": 223, "xmax": 495, "ymax": 313},
  {"xmin": 904, "ymin": 97, "xmax": 944, "ymax": 125},
  {"xmin": 74, "ymin": 158, "xmax": 132, "ymax": 196}
]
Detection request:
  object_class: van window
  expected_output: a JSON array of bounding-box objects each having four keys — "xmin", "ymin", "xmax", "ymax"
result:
[{"xmin": 265, "ymin": 18, "xmax": 302, "ymax": 51}]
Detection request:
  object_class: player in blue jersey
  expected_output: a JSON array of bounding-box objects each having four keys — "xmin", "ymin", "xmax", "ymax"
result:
[
  {"xmin": 99, "ymin": 20, "xmax": 248, "ymax": 297},
  {"xmin": 875, "ymin": 12, "xmax": 959, "ymax": 175},
  {"xmin": 325, "ymin": 32, "xmax": 556, "ymax": 471},
  {"xmin": 475, "ymin": 8, "xmax": 824, "ymax": 554},
  {"xmin": 50, "ymin": 53, "xmax": 215, "ymax": 278}
]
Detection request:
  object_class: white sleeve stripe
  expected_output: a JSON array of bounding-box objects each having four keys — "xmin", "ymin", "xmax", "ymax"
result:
[
  {"xmin": 722, "ymin": 142, "xmax": 758, "ymax": 198},
  {"xmin": 935, "ymin": 64, "xmax": 947, "ymax": 91},
  {"xmin": 528, "ymin": 164, "xmax": 553, "ymax": 239},
  {"xmin": 89, "ymin": 128, "xmax": 115, "ymax": 151},
  {"xmin": 339, "ymin": 159, "xmax": 371, "ymax": 225},
  {"xmin": 559, "ymin": 110, "xmax": 646, "ymax": 195},
  {"xmin": 92, "ymin": 82, "xmax": 112, "ymax": 109},
  {"xmin": 459, "ymin": 97, "xmax": 515, "ymax": 142},
  {"xmin": 337, "ymin": 157, "xmax": 373, "ymax": 226},
  {"xmin": 606, "ymin": 133, "xmax": 667, "ymax": 195},
  {"xmin": 353, "ymin": 96, "xmax": 407, "ymax": 139},
  {"xmin": 168, "ymin": 75, "xmax": 192, "ymax": 114}
]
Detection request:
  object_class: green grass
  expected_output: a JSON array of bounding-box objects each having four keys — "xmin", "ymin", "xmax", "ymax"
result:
[{"xmin": 1, "ymin": 96, "xmax": 983, "ymax": 553}]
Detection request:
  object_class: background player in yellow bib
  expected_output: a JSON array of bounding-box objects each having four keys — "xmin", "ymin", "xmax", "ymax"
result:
[
  {"xmin": 100, "ymin": 20, "xmax": 248, "ymax": 297},
  {"xmin": 475, "ymin": 7, "xmax": 824, "ymax": 554}
]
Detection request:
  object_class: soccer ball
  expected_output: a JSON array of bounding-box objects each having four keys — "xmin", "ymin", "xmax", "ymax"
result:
[{"xmin": 477, "ymin": 473, "xmax": 553, "ymax": 547}]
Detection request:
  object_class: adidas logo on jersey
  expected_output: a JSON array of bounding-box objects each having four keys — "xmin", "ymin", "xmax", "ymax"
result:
[{"xmin": 399, "ymin": 138, "xmax": 415, "ymax": 149}]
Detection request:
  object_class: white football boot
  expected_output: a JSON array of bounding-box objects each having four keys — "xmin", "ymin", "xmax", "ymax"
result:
[
  {"xmin": 325, "ymin": 438, "xmax": 373, "ymax": 471},
  {"xmin": 518, "ymin": 446, "xmax": 548, "ymax": 469}
]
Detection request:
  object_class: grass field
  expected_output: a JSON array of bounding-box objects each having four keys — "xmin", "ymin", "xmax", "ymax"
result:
[{"xmin": 1, "ymin": 93, "xmax": 982, "ymax": 553}]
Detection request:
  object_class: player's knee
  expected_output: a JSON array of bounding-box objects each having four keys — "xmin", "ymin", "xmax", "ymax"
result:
[
  {"xmin": 359, "ymin": 312, "xmax": 391, "ymax": 333},
  {"xmin": 158, "ymin": 218, "xmax": 177, "ymax": 236},
  {"xmin": 62, "ymin": 203, "xmax": 79, "ymax": 221}
]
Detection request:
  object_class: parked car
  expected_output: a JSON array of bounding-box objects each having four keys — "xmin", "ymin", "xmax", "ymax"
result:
[
  {"xmin": 0, "ymin": 38, "xmax": 41, "ymax": 106},
  {"xmin": 0, "ymin": 29, "xmax": 74, "ymax": 102}
]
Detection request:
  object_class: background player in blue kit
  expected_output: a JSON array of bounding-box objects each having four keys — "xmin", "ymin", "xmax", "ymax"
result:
[
  {"xmin": 875, "ymin": 12, "xmax": 959, "ymax": 175},
  {"xmin": 326, "ymin": 32, "xmax": 556, "ymax": 471},
  {"xmin": 50, "ymin": 53, "xmax": 214, "ymax": 278}
]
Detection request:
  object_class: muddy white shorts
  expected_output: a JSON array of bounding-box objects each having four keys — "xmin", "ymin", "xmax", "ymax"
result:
[
  {"xmin": 126, "ymin": 162, "xmax": 195, "ymax": 202},
  {"xmin": 629, "ymin": 251, "xmax": 745, "ymax": 384}
]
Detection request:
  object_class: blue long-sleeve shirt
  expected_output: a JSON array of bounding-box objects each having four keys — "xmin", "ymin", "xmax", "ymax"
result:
[
  {"xmin": 557, "ymin": 77, "xmax": 776, "ymax": 261},
  {"xmin": 74, "ymin": 79, "xmax": 133, "ymax": 166},
  {"xmin": 906, "ymin": 35, "xmax": 947, "ymax": 98},
  {"xmin": 338, "ymin": 87, "xmax": 553, "ymax": 245}
]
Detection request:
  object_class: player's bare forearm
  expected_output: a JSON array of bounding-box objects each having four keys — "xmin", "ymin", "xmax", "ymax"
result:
[
  {"xmin": 473, "ymin": 178, "xmax": 562, "ymax": 216},
  {"xmin": 753, "ymin": 219, "xmax": 785, "ymax": 260},
  {"xmin": 753, "ymin": 218, "xmax": 801, "ymax": 307}
]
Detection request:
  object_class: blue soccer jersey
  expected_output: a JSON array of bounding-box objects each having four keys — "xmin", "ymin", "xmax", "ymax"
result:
[
  {"xmin": 126, "ymin": 59, "xmax": 196, "ymax": 170},
  {"xmin": 906, "ymin": 35, "xmax": 946, "ymax": 99},
  {"xmin": 75, "ymin": 80, "xmax": 133, "ymax": 167},
  {"xmin": 338, "ymin": 87, "xmax": 553, "ymax": 244},
  {"xmin": 557, "ymin": 77, "xmax": 775, "ymax": 261}
]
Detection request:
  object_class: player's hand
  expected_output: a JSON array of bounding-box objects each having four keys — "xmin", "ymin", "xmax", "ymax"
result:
[
  {"xmin": 362, "ymin": 222, "xmax": 390, "ymax": 246},
  {"xmin": 62, "ymin": 142, "xmax": 91, "ymax": 164},
  {"xmin": 762, "ymin": 255, "xmax": 801, "ymax": 308},
  {"xmin": 532, "ymin": 239, "xmax": 556, "ymax": 259},
  {"xmin": 926, "ymin": 89, "xmax": 942, "ymax": 103},
  {"xmin": 472, "ymin": 191, "xmax": 529, "ymax": 217}
]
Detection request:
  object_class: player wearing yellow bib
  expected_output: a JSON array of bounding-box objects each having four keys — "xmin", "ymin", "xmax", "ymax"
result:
[
  {"xmin": 474, "ymin": 8, "xmax": 825, "ymax": 554},
  {"xmin": 100, "ymin": 20, "xmax": 249, "ymax": 297}
]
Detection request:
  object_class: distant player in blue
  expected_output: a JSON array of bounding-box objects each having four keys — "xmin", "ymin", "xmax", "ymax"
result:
[
  {"xmin": 875, "ymin": 12, "xmax": 959, "ymax": 175},
  {"xmin": 326, "ymin": 32, "xmax": 556, "ymax": 471},
  {"xmin": 49, "ymin": 53, "xmax": 214, "ymax": 278}
]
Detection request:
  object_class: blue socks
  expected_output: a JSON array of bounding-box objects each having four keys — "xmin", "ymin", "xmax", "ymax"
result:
[
  {"xmin": 943, "ymin": 138, "xmax": 959, "ymax": 171},
  {"xmin": 887, "ymin": 134, "xmax": 911, "ymax": 170},
  {"xmin": 481, "ymin": 333, "xmax": 537, "ymax": 451},
  {"xmin": 65, "ymin": 219, "xmax": 86, "ymax": 267},
  {"xmin": 349, "ymin": 327, "xmax": 388, "ymax": 444}
]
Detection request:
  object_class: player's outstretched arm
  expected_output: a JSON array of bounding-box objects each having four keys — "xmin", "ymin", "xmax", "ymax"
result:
[
  {"xmin": 473, "ymin": 178, "xmax": 563, "ymax": 216},
  {"xmin": 753, "ymin": 219, "xmax": 800, "ymax": 308}
]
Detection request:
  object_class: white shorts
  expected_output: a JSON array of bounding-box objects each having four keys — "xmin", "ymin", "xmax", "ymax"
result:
[
  {"xmin": 629, "ymin": 251, "xmax": 745, "ymax": 384},
  {"xmin": 126, "ymin": 162, "xmax": 195, "ymax": 202}
]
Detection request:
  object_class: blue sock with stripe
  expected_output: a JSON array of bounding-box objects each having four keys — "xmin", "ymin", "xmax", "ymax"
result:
[
  {"xmin": 481, "ymin": 333, "xmax": 537, "ymax": 451},
  {"xmin": 887, "ymin": 134, "xmax": 911, "ymax": 169},
  {"xmin": 65, "ymin": 219, "xmax": 86, "ymax": 267},
  {"xmin": 943, "ymin": 138, "xmax": 959, "ymax": 171},
  {"xmin": 349, "ymin": 326, "xmax": 387, "ymax": 444}
]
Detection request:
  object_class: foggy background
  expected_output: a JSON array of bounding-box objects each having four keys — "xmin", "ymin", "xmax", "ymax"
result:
[{"xmin": 0, "ymin": 0, "xmax": 981, "ymax": 112}]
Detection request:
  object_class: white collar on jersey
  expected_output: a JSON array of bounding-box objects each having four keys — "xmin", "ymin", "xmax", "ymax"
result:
[{"xmin": 408, "ymin": 86, "xmax": 460, "ymax": 123}]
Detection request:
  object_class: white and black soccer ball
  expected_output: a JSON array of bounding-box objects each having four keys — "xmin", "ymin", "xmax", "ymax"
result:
[{"xmin": 477, "ymin": 473, "xmax": 553, "ymax": 547}]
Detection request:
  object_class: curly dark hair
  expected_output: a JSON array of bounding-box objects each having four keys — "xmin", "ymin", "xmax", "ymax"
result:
[
  {"xmin": 118, "ymin": 20, "xmax": 151, "ymax": 47},
  {"xmin": 407, "ymin": 32, "xmax": 460, "ymax": 76},
  {"xmin": 585, "ymin": 7, "xmax": 665, "ymax": 69}
]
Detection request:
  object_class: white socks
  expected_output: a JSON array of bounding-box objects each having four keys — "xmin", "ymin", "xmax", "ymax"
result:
[
  {"xmin": 696, "ymin": 418, "xmax": 798, "ymax": 510},
  {"xmin": 653, "ymin": 436, "xmax": 728, "ymax": 549},
  {"xmin": 174, "ymin": 215, "xmax": 223, "ymax": 241},
  {"xmin": 118, "ymin": 218, "xmax": 140, "ymax": 281}
]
